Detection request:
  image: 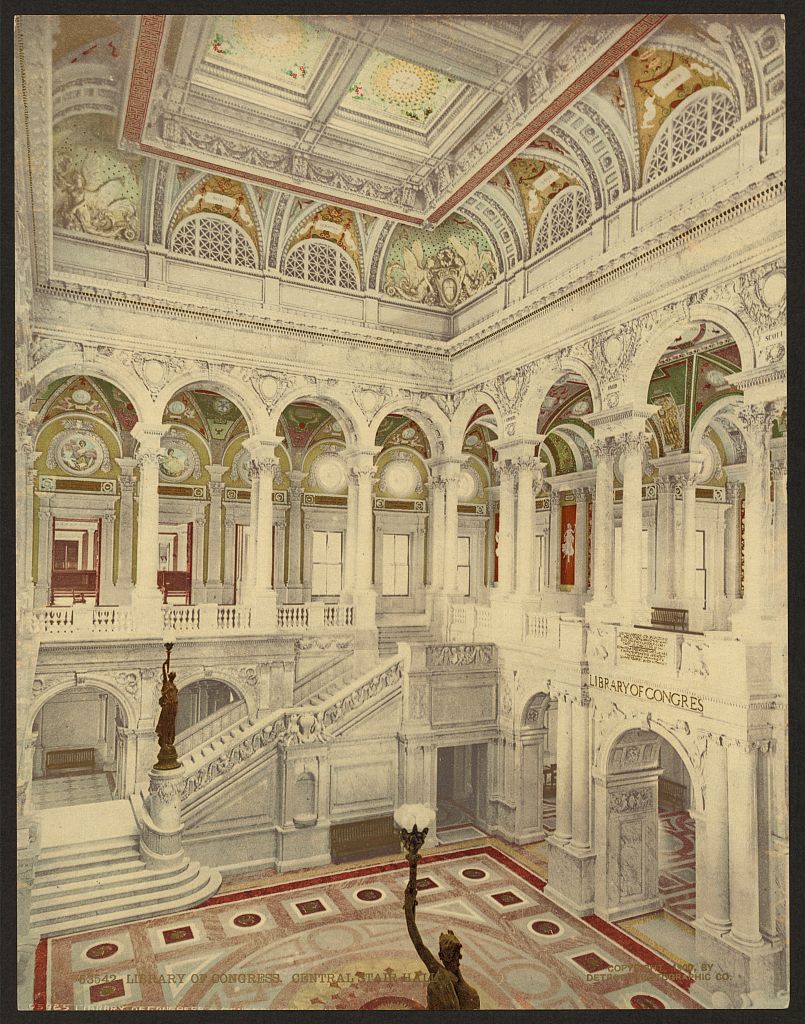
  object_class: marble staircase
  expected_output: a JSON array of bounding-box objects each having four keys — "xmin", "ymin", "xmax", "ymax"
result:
[
  {"xmin": 30, "ymin": 800, "xmax": 220, "ymax": 938},
  {"xmin": 377, "ymin": 623, "xmax": 435, "ymax": 658}
]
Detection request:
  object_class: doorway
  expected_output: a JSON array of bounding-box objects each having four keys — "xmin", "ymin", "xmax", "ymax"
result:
[
  {"xmin": 51, "ymin": 518, "xmax": 101, "ymax": 605},
  {"xmin": 436, "ymin": 743, "xmax": 488, "ymax": 834},
  {"xmin": 158, "ymin": 522, "xmax": 193, "ymax": 603}
]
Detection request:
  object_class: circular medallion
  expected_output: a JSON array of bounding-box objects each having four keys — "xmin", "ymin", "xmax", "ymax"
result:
[
  {"xmin": 371, "ymin": 57, "xmax": 439, "ymax": 106},
  {"xmin": 461, "ymin": 868, "xmax": 487, "ymax": 880},
  {"xmin": 56, "ymin": 432, "xmax": 104, "ymax": 476},
  {"xmin": 355, "ymin": 888, "xmax": 383, "ymax": 902},
  {"xmin": 571, "ymin": 398, "xmax": 591, "ymax": 415},
  {"xmin": 464, "ymin": 433, "xmax": 480, "ymax": 448},
  {"xmin": 214, "ymin": 397, "xmax": 232, "ymax": 415},
  {"xmin": 233, "ymin": 912, "xmax": 262, "ymax": 928},
  {"xmin": 168, "ymin": 399, "xmax": 186, "ymax": 415},
  {"xmin": 311, "ymin": 452, "xmax": 346, "ymax": 493},
  {"xmin": 530, "ymin": 920, "xmax": 560, "ymax": 935},
  {"xmin": 381, "ymin": 459, "xmax": 419, "ymax": 498},
  {"xmin": 86, "ymin": 942, "xmax": 119, "ymax": 959},
  {"xmin": 604, "ymin": 335, "xmax": 623, "ymax": 366},
  {"xmin": 158, "ymin": 436, "xmax": 199, "ymax": 482},
  {"xmin": 400, "ymin": 426, "xmax": 416, "ymax": 440},
  {"xmin": 457, "ymin": 467, "xmax": 478, "ymax": 503},
  {"xmin": 762, "ymin": 269, "xmax": 786, "ymax": 307},
  {"xmin": 71, "ymin": 388, "xmax": 91, "ymax": 406},
  {"xmin": 630, "ymin": 995, "xmax": 665, "ymax": 1009}
]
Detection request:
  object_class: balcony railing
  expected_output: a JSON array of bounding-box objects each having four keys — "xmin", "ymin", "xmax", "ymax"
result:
[{"xmin": 27, "ymin": 601, "xmax": 355, "ymax": 641}]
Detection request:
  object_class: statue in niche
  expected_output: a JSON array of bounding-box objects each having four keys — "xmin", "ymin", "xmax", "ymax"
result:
[{"xmin": 401, "ymin": 824, "xmax": 480, "ymax": 1010}]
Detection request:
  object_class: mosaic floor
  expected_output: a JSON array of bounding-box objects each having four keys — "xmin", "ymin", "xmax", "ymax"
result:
[
  {"xmin": 32, "ymin": 773, "xmax": 115, "ymax": 811},
  {"xmin": 35, "ymin": 846, "xmax": 702, "ymax": 1011}
]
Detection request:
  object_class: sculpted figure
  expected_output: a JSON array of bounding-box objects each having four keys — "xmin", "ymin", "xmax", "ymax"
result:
[
  {"xmin": 401, "ymin": 825, "xmax": 480, "ymax": 1010},
  {"xmin": 154, "ymin": 658, "xmax": 181, "ymax": 770}
]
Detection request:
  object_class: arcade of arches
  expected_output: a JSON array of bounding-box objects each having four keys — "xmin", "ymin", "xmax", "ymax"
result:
[{"xmin": 15, "ymin": 12, "xmax": 786, "ymax": 1013}]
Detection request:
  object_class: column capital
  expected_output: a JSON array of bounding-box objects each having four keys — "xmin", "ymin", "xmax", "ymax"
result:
[
  {"xmin": 343, "ymin": 447, "xmax": 380, "ymax": 476},
  {"xmin": 736, "ymin": 400, "xmax": 775, "ymax": 442},
  {"xmin": 613, "ymin": 429, "xmax": 651, "ymax": 459},
  {"xmin": 585, "ymin": 403, "xmax": 657, "ymax": 439},
  {"xmin": 131, "ymin": 422, "xmax": 166, "ymax": 454},
  {"xmin": 589, "ymin": 437, "xmax": 619, "ymax": 463},
  {"xmin": 491, "ymin": 437, "xmax": 542, "ymax": 464},
  {"xmin": 206, "ymin": 463, "xmax": 226, "ymax": 484},
  {"xmin": 573, "ymin": 486, "xmax": 592, "ymax": 503}
]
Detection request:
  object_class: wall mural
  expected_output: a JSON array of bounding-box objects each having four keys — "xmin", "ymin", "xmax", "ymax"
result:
[
  {"xmin": 536, "ymin": 378, "xmax": 592, "ymax": 435},
  {"xmin": 171, "ymin": 175, "xmax": 259, "ymax": 250},
  {"xmin": 52, "ymin": 115, "xmax": 143, "ymax": 241},
  {"xmin": 375, "ymin": 416, "xmax": 430, "ymax": 458},
  {"xmin": 206, "ymin": 15, "xmax": 331, "ymax": 88},
  {"xmin": 346, "ymin": 50, "xmax": 459, "ymax": 125},
  {"xmin": 51, "ymin": 14, "xmax": 124, "ymax": 68},
  {"xmin": 648, "ymin": 325, "xmax": 742, "ymax": 453},
  {"xmin": 46, "ymin": 419, "xmax": 112, "ymax": 477},
  {"xmin": 510, "ymin": 157, "xmax": 581, "ymax": 241},
  {"xmin": 279, "ymin": 403, "xmax": 341, "ymax": 452},
  {"xmin": 287, "ymin": 206, "xmax": 361, "ymax": 274},
  {"xmin": 593, "ymin": 68, "xmax": 629, "ymax": 123},
  {"xmin": 384, "ymin": 216, "xmax": 498, "ymax": 309},
  {"xmin": 625, "ymin": 48, "xmax": 734, "ymax": 169}
]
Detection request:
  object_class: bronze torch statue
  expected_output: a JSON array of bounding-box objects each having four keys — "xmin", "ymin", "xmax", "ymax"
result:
[
  {"xmin": 400, "ymin": 818, "xmax": 480, "ymax": 1010},
  {"xmin": 154, "ymin": 627, "xmax": 182, "ymax": 771}
]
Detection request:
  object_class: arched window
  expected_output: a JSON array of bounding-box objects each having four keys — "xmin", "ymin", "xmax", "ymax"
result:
[
  {"xmin": 533, "ymin": 186, "xmax": 592, "ymax": 255},
  {"xmin": 171, "ymin": 213, "xmax": 258, "ymax": 269},
  {"xmin": 644, "ymin": 88, "xmax": 739, "ymax": 185},
  {"xmin": 283, "ymin": 240, "xmax": 359, "ymax": 290}
]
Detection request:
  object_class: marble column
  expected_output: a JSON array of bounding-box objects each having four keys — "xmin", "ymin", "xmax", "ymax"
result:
[
  {"xmin": 554, "ymin": 695, "xmax": 573, "ymax": 844},
  {"xmin": 442, "ymin": 462, "xmax": 461, "ymax": 594},
  {"xmin": 678, "ymin": 467, "xmax": 703, "ymax": 610},
  {"xmin": 654, "ymin": 475, "xmax": 676, "ymax": 603},
  {"xmin": 223, "ymin": 505, "xmax": 236, "ymax": 601},
  {"xmin": 206, "ymin": 467, "xmax": 225, "ymax": 603},
  {"xmin": 191, "ymin": 511, "xmax": 206, "ymax": 604},
  {"xmin": 736, "ymin": 403, "xmax": 773, "ymax": 621},
  {"xmin": 727, "ymin": 741, "xmax": 764, "ymax": 947},
  {"xmin": 115, "ymin": 458, "xmax": 137, "ymax": 601},
  {"xmin": 619, "ymin": 431, "xmax": 648, "ymax": 615},
  {"xmin": 347, "ymin": 451, "xmax": 377, "ymax": 624},
  {"xmin": 771, "ymin": 458, "xmax": 787, "ymax": 609},
  {"xmin": 429, "ymin": 475, "xmax": 446, "ymax": 590},
  {"xmin": 131, "ymin": 425, "xmax": 165, "ymax": 617},
  {"xmin": 515, "ymin": 458, "xmax": 542, "ymax": 596},
  {"xmin": 23, "ymin": 460, "xmax": 37, "ymax": 597},
  {"xmin": 703, "ymin": 739, "xmax": 731, "ymax": 932},
  {"xmin": 35, "ymin": 498, "xmax": 53, "ymax": 607},
  {"xmin": 245, "ymin": 442, "xmax": 279, "ymax": 625},
  {"xmin": 99, "ymin": 511, "xmax": 116, "ymax": 605},
  {"xmin": 548, "ymin": 490, "xmax": 561, "ymax": 591},
  {"xmin": 724, "ymin": 480, "xmax": 742, "ymax": 600},
  {"xmin": 287, "ymin": 470, "xmax": 305, "ymax": 599},
  {"xmin": 244, "ymin": 464, "xmax": 260, "ymax": 602},
  {"xmin": 497, "ymin": 463, "xmax": 516, "ymax": 594},
  {"xmin": 572, "ymin": 487, "xmax": 590, "ymax": 595},
  {"xmin": 569, "ymin": 699, "xmax": 591, "ymax": 851},
  {"xmin": 590, "ymin": 439, "xmax": 616, "ymax": 607},
  {"xmin": 344, "ymin": 470, "xmax": 358, "ymax": 597}
]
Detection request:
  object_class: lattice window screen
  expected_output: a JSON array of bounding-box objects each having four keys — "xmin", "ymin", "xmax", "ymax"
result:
[
  {"xmin": 533, "ymin": 186, "xmax": 592, "ymax": 255},
  {"xmin": 170, "ymin": 214, "xmax": 258, "ymax": 268},
  {"xmin": 283, "ymin": 240, "xmax": 359, "ymax": 290},
  {"xmin": 644, "ymin": 88, "xmax": 738, "ymax": 185}
]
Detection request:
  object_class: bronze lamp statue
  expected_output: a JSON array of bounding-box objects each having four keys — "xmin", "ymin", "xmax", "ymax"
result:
[
  {"xmin": 399, "ymin": 817, "xmax": 480, "ymax": 1010},
  {"xmin": 154, "ymin": 626, "xmax": 182, "ymax": 771}
]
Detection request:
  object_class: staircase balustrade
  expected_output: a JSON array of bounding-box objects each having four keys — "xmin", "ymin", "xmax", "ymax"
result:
[{"xmin": 175, "ymin": 700, "xmax": 249, "ymax": 756}]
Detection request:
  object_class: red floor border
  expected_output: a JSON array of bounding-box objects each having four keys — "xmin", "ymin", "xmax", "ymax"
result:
[{"xmin": 30, "ymin": 844, "xmax": 701, "ymax": 1009}]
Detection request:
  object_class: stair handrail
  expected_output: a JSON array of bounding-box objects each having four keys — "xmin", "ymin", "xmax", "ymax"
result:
[
  {"xmin": 175, "ymin": 699, "xmax": 249, "ymax": 756},
  {"xmin": 294, "ymin": 650, "xmax": 354, "ymax": 703},
  {"xmin": 171, "ymin": 648, "xmax": 409, "ymax": 804}
]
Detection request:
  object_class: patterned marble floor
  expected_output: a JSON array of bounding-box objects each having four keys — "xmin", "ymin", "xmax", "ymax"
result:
[
  {"xmin": 32, "ymin": 773, "xmax": 115, "ymax": 811},
  {"xmin": 35, "ymin": 846, "xmax": 702, "ymax": 1011}
]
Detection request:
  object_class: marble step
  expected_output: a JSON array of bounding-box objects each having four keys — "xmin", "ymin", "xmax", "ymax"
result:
[
  {"xmin": 32, "ymin": 860, "xmax": 197, "ymax": 913},
  {"xmin": 33, "ymin": 854, "xmax": 147, "ymax": 890},
  {"xmin": 32, "ymin": 863, "xmax": 222, "ymax": 939},
  {"xmin": 37, "ymin": 838, "xmax": 140, "ymax": 877}
]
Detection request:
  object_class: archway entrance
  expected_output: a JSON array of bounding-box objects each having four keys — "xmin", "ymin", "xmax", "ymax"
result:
[
  {"xmin": 175, "ymin": 678, "xmax": 247, "ymax": 755},
  {"xmin": 30, "ymin": 685, "xmax": 126, "ymax": 810},
  {"xmin": 597, "ymin": 728, "xmax": 698, "ymax": 965},
  {"xmin": 436, "ymin": 743, "xmax": 488, "ymax": 838}
]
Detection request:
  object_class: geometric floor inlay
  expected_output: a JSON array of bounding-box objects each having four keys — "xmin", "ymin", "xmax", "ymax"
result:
[{"xmin": 35, "ymin": 846, "xmax": 703, "ymax": 1011}]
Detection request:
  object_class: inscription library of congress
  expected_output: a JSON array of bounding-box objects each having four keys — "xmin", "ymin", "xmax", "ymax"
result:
[{"xmin": 14, "ymin": 11, "xmax": 787, "ymax": 1013}]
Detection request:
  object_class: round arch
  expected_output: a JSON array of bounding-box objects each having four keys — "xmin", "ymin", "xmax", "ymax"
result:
[
  {"xmin": 689, "ymin": 392, "xmax": 744, "ymax": 456},
  {"xmin": 449, "ymin": 393, "xmax": 503, "ymax": 458},
  {"xmin": 155, "ymin": 373, "xmax": 272, "ymax": 440},
  {"xmin": 369, "ymin": 399, "xmax": 451, "ymax": 460},
  {"xmin": 174, "ymin": 669, "xmax": 255, "ymax": 720},
  {"xmin": 30, "ymin": 356, "xmax": 154, "ymax": 428},
  {"xmin": 272, "ymin": 389, "xmax": 363, "ymax": 448},
  {"xmin": 519, "ymin": 691, "xmax": 552, "ymax": 730},
  {"xmin": 627, "ymin": 304, "xmax": 756, "ymax": 407},
  {"xmin": 25, "ymin": 677, "xmax": 136, "ymax": 742},
  {"xmin": 517, "ymin": 358, "xmax": 602, "ymax": 439},
  {"xmin": 594, "ymin": 715, "xmax": 703, "ymax": 811}
]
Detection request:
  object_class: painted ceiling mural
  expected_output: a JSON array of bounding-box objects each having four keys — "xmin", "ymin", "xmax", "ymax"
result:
[
  {"xmin": 35, "ymin": 376, "xmax": 139, "ymax": 435},
  {"xmin": 625, "ymin": 47, "xmax": 734, "ymax": 169},
  {"xmin": 509, "ymin": 157, "xmax": 582, "ymax": 241},
  {"xmin": 593, "ymin": 68, "xmax": 629, "ymax": 125},
  {"xmin": 52, "ymin": 115, "xmax": 143, "ymax": 242},
  {"xmin": 279, "ymin": 403, "xmax": 342, "ymax": 452},
  {"xmin": 51, "ymin": 14, "xmax": 125, "ymax": 68},
  {"xmin": 536, "ymin": 378, "xmax": 593, "ymax": 435},
  {"xmin": 346, "ymin": 50, "xmax": 460, "ymax": 126},
  {"xmin": 163, "ymin": 389, "xmax": 248, "ymax": 445},
  {"xmin": 171, "ymin": 175, "xmax": 260, "ymax": 250},
  {"xmin": 287, "ymin": 206, "xmax": 361, "ymax": 273},
  {"xmin": 648, "ymin": 324, "xmax": 742, "ymax": 454},
  {"xmin": 206, "ymin": 15, "xmax": 331, "ymax": 91},
  {"xmin": 375, "ymin": 416, "xmax": 430, "ymax": 459},
  {"xmin": 384, "ymin": 215, "xmax": 498, "ymax": 309}
]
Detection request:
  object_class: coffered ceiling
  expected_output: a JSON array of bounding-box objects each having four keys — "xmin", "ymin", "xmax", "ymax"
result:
[{"xmin": 122, "ymin": 13, "xmax": 665, "ymax": 224}]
